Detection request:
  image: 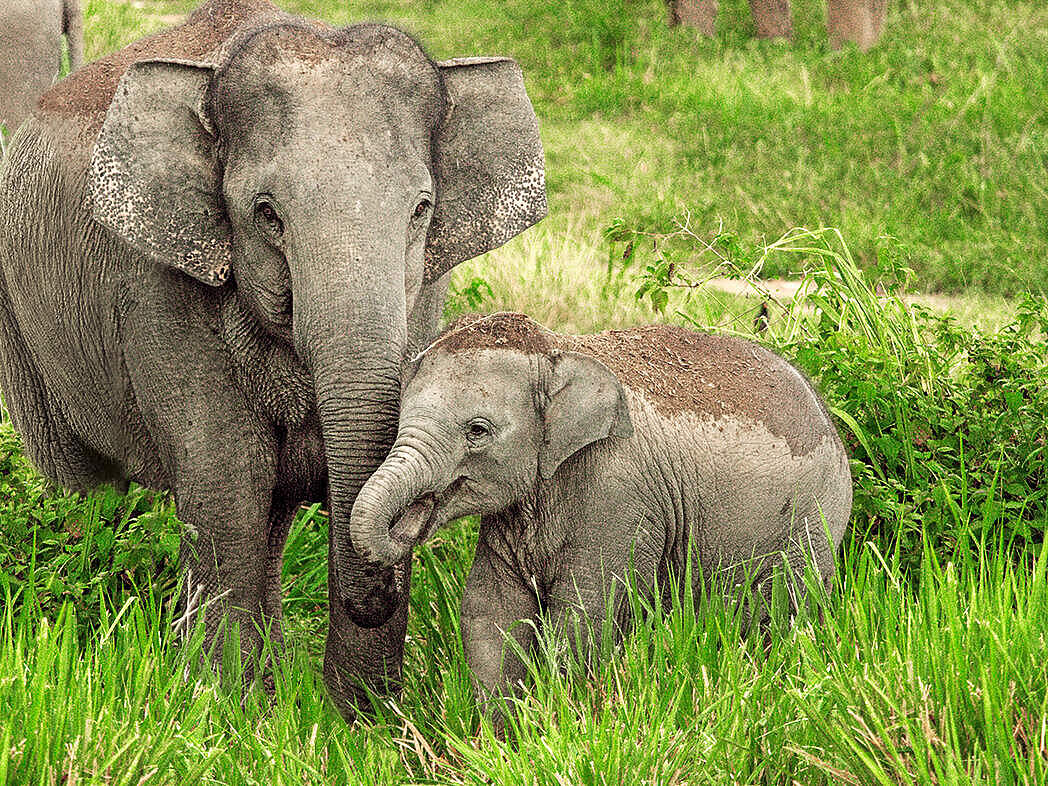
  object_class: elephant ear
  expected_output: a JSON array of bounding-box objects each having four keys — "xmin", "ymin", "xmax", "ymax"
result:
[
  {"xmin": 539, "ymin": 351, "xmax": 633, "ymax": 481},
  {"xmin": 89, "ymin": 59, "xmax": 232, "ymax": 286},
  {"xmin": 424, "ymin": 57, "xmax": 547, "ymax": 283}
]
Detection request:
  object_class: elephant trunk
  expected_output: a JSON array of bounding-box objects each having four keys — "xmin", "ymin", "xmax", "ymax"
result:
[
  {"xmin": 312, "ymin": 339, "xmax": 407, "ymax": 628},
  {"xmin": 350, "ymin": 431, "xmax": 443, "ymax": 569},
  {"xmin": 294, "ymin": 234, "xmax": 411, "ymax": 629}
]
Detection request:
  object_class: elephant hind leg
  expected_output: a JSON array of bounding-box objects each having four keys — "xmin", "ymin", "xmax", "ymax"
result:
[
  {"xmin": 668, "ymin": 1, "xmax": 719, "ymax": 37},
  {"xmin": 827, "ymin": 0, "xmax": 887, "ymax": 51},
  {"xmin": 726, "ymin": 531, "xmax": 833, "ymax": 641},
  {"xmin": 259, "ymin": 493, "xmax": 309, "ymax": 657}
]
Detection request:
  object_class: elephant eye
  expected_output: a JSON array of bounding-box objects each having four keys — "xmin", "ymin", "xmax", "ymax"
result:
[
  {"xmin": 412, "ymin": 198, "xmax": 432, "ymax": 221},
  {"xmin": 465, "ymin": 418, "xmax": 493, "ymax": 445},
  {"xmin": 254, "ymin": 197, "xmax": 284, "ymax": 240}
]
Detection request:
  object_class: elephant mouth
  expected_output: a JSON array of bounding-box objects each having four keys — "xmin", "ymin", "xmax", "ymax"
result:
[{"xmin": 388, "ymin": 478, "xmax": 465, "ymax": 548}]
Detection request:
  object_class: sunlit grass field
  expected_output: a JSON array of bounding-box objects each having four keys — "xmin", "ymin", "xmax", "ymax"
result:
[{"xmin": 2, "ymin": 0, "xmax": 1047, "ymax": 783}]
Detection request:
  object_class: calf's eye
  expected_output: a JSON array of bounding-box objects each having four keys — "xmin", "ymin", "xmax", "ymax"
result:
[{"xmin": 465, "ymin": 418, "xmax": 493, "ymax": 444}]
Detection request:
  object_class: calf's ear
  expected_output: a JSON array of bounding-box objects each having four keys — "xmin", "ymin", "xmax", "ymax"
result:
[
  {"xmin": 424, "ymin": 57, "xmax": 547, "ymax": 283},
  {"xmin": 539, "ymin": 351, "xmax": 633, "ymax": 481},
  {"xmin": 89, "ymin": 59, "xmax": 231, "ymax": 286}
]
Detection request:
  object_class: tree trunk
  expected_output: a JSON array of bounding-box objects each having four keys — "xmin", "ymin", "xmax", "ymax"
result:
[
  {"xmin": 748, "ymin": 0, "xmax": 793, "ymax": 39},
  {"xmin": 827, "ymin": 0, "xmax": 887, "ymax": 52},
  {"xmin": 667, "ymin": 0, "xmax": 718, "ymax": 37}
]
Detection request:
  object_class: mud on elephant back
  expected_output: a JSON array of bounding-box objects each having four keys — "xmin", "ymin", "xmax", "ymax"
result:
[
  {"xmin": 0, "ymin": 0, "xmax": 546, "ymax": 720},
  {"xmin": 669, "ymin": 0, "xmax": 888, "ymax": 51}
]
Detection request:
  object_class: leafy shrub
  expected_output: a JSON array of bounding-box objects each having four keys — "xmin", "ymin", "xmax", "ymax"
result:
[
  {"xmin": 0, "ymin": 422, "xmax": 181, "ymax": 633},
  {"xmin": 608, "ymin": 223, "xmax": 1048, "ymax": 575}
]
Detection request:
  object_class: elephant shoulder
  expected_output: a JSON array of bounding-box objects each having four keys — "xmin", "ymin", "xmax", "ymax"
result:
[{"xmin": 36, "ymin": 0, "xmax": 282, "ymax": 138}]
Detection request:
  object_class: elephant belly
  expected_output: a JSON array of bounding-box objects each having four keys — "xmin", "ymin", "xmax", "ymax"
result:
[
  {"xmin": 276, "ymin": 414, "xmax": 326, "ymax": 505},
  {"xmin": 658, "ymin": 409, "xmax": 848, "ymax": 587}
]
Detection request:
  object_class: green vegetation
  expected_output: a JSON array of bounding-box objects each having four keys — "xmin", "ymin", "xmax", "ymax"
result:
[
  {"xmin": 2, "ymin": 0, "xmax": 1046, "ymax": 782},
  {"xmin": 5, "ymin": 525, "xmax": 1048, "ymax": 784}
]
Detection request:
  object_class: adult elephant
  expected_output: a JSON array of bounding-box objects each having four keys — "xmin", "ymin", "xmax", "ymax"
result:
[
  {"xmin": 0, "ymin": 0, "xmax": 83, "ymax": 134},
  {"xmin": 669, "ymin": 0, "xmax": 887, "ymax": 51},
  {"xmin": 0, "ymin": 0, "xmax": 545, "ymax": 718}
]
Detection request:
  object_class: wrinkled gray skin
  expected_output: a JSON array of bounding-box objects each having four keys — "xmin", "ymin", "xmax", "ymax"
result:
[
  {"xmin": 669, "ymin": 0, "xmax": 887, "ymax": 51},
  {"xmin": 0, "ymin": 0, "xmax": 545, "ymax": 719},
  {"xmin": 351, "ymin": 313, "xmax": 852, "ymax": 716},
  {"xmin": 0, "ymin": 0, "xmax": 83, "ymax": 134}
]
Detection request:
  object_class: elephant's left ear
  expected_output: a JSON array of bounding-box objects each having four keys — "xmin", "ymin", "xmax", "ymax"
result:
[
  {"xmin": 539, "ymin": 351, "xmax": 633, "ymax": 481},
  {"xmin": 424, "ymin": 57, "xmax": 547, "ymax": 283}
]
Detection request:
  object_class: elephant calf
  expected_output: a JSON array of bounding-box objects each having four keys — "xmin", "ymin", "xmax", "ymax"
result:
[{"xmin": 351, "ymin": 312, "xmax": 852, "ymax": 713}]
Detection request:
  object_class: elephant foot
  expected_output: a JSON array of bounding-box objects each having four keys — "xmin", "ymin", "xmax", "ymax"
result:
[
  {"xmin": 323, "ymin": 658, "xmax": 403, "ymax": 723},
  {"xmin": 323, "ymin": 583, "xmax": 410, "ymax": 723}
]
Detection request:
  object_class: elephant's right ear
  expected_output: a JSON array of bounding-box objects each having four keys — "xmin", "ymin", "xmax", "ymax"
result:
[
  {"xmin": 423, "ymin": 57, "xmax": 547, "ymax": 283},
  {"xmin": 89, "ymin": 59, "xmax": 232, "ymax": 286}
]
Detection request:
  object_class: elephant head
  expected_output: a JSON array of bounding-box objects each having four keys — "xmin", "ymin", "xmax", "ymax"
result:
[
  {"xmin": 87, "ymin": 24, "xmax": 546, "ymax": 625},
  {"xmin": 349, "ymin": 314, "xmax": 633, "ymax": 567}
]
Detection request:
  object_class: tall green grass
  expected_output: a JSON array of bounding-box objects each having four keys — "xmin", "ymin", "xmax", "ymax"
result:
[
  {"xmin": 1, "ymin": 225, "xmax": 1045, "ymax": 782},
  {"xmin": 2, "ymin": 508, "xmax": 1046, "ymax": 783}
]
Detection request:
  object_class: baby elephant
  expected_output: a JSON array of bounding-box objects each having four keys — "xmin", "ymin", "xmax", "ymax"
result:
[{"xmin": 350, "ymin": 313, "xmax": 851, "ymax": 710}]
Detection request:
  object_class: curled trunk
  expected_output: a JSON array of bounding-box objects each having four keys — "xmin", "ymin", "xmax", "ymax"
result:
[{"xmin": 349, "ymin": 441, "xmax": 439, "ymax": 569}]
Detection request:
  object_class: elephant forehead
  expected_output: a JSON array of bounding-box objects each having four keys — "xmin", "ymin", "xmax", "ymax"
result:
[
  {"xmin": 217, "ymin": 79, "xmax": 431, "ymax": 172},
  {"xmin": 410, "ymin": 349, "xmax": 537, "ymax": 412},
  {"xmin": 216, "ymin": 23, "xmax": 442, "ymax": 124}
]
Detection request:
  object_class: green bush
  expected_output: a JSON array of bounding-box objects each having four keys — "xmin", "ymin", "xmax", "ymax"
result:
[{"xmin": 0, "ymin": 422, "xmax": 181, "ymax": 633}]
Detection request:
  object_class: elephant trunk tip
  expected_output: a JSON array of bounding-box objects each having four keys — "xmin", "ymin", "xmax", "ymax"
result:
[
  {"xmin": 349, "ymin": 482, "xmax": 436, "ymax": 570},
  {"xmin": 338, "ymin": 558, "xmax": 408, "ymax": 629}
]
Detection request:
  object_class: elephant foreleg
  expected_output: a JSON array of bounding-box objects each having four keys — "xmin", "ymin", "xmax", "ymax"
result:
[
  {"xmin": 461, "ymin": 537, "xmax": 541, "ymax": 731},
  {"xmin": 171, "ymin": 449, "xmax": 279, "ymax": 681}
]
